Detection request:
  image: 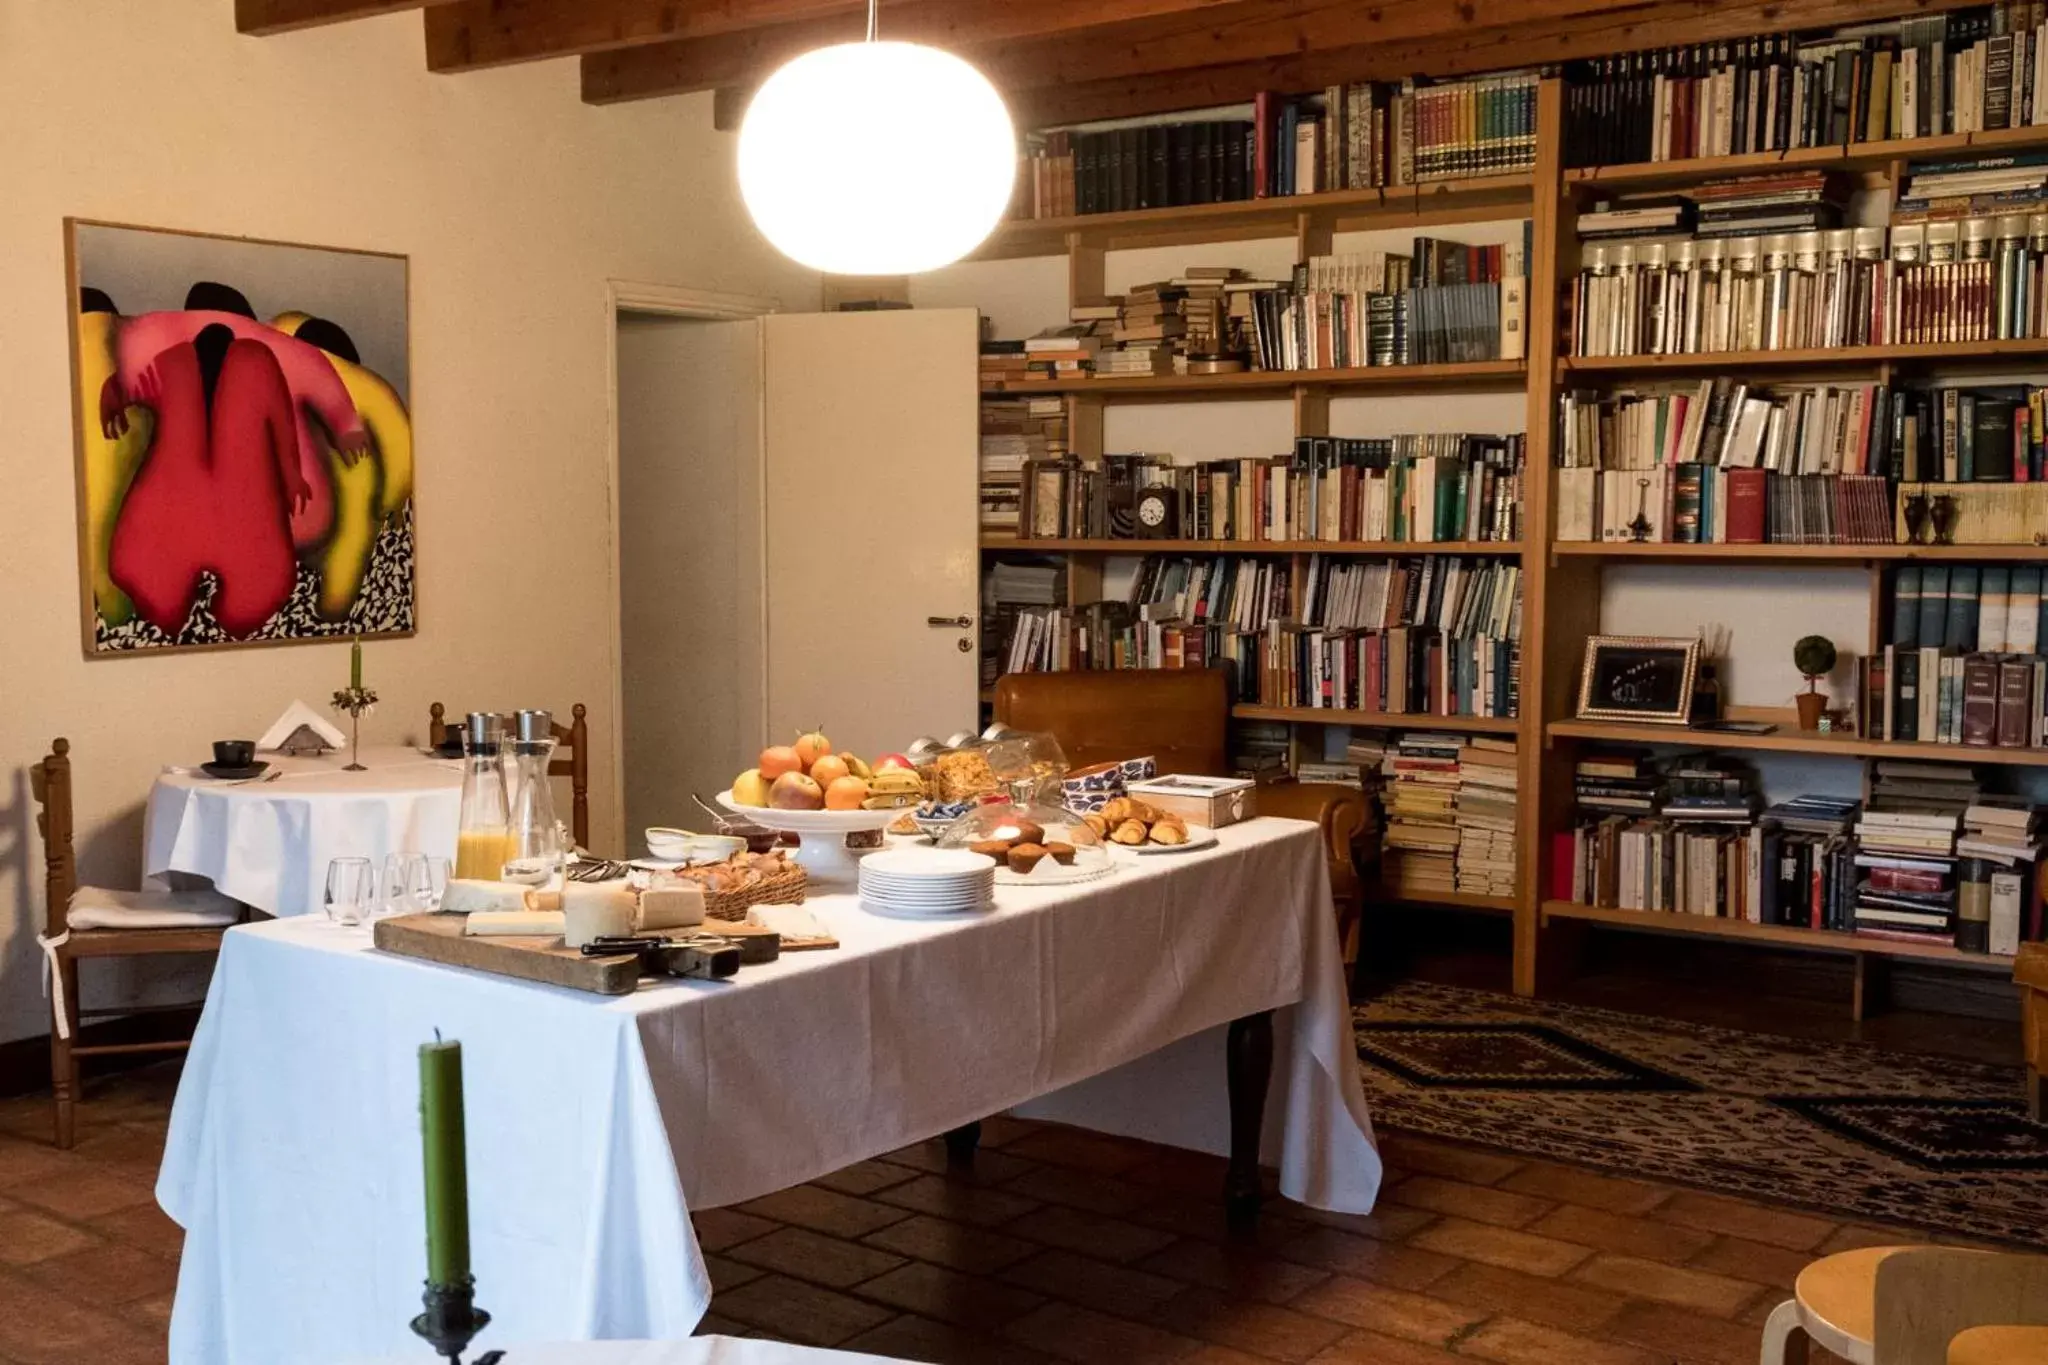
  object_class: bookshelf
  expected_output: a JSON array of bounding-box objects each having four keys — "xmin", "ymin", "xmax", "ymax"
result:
[{"xmin": 972, "ymin": 29, "xmax": 2048, "ymax": 1014}]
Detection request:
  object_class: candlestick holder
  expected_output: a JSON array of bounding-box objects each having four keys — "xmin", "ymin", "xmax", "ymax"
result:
[
  {"xmin": 411, "ymin": 1277, "xmax": 501, "ymax": 1364},
  {"xmin": 331, "ymin": 686, "xmax": 379, "ymax": 772}
]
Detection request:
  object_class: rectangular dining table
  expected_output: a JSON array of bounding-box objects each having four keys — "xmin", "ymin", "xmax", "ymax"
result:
[{"xmin": 156, "ymin": 817, "xmax": 1381, "ymax": 1364}]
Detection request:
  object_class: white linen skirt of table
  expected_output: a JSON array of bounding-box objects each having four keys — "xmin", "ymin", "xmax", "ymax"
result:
[
  {"xmin": 143, "ymin": 748, "xmax": 463, "ymax": 917},
  {"xmin": 345, "ymin": 1337, "xmax": 905, "ymax": 1364},
  {"xmin": 158, "ymin": 819, "xmax": 1380, "ymax": 1364}
]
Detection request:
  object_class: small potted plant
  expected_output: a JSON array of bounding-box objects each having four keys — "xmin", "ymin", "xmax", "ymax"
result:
[{"xmin": 1793, "ymin": 635, "xmax": 1836, "ymax": 731}]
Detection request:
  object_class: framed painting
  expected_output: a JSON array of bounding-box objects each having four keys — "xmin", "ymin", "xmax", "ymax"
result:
[
  {"xmin": 1576, "ymin": 635, "xmax": 1699, "ymax": 725},
  {"xmin": 66, "ymin": 219, "xmax": 414, "ymax": 656}
]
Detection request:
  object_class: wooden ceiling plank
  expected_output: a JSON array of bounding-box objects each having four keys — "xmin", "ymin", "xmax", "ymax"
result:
[
  {"xmin": 1009, "ymin": 0, "xmax": 1941, "ymax": 125},
  {"xmin": 432, "ymin": 0, "xmax": 1243, "ymax": 73},
  {"xmin": 235, "ymin": 0, "xmax": 458, "ymax": 35}
]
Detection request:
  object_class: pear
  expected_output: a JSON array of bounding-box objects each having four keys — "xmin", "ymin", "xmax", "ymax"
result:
[{"xmin": 731, "ymin": 768, "xmax": 771, "ymax": 807}]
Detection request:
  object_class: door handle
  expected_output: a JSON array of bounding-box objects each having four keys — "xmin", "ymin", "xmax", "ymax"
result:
[{"xmin": 927, "ymin": 615, "xmax": 974, "ymax": 629}]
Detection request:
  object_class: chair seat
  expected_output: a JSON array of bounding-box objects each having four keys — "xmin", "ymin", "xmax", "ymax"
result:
[
  {"xmin": 1795, "ymin": 1246, "xmax": 1912, "ymax": 1362},
  {"xmin": 66, "ymin": 886, "xmax": 241, "ymax": 931},
  {"xmin": 1950, "ymin": 1324, "xmax": 2048, "ymax": 1365}
]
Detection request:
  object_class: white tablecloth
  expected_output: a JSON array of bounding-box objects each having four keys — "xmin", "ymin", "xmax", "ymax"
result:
[
  {"xmin": 159, "ymin": 819, "xmax": 1380, "ymax": 1365},
  {"xmin": 350, "ymin": 1339, "xmax": 902, "ymax": 1365},
  {"xmin": 144, "ymin": 747, "xmax": 462, "ymax": 917}
]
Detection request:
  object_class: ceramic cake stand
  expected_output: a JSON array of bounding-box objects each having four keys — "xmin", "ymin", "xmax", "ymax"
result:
[{"xmin": 716, "ymin": 792, "xmax": 901, "ymax": 888}]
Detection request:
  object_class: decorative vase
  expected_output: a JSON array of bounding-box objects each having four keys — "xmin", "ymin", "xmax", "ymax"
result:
[
  {"xmin": 1902, "ymin": 492, "xmax": 1930, "ymax": 544},
  {"xmin": 1930, "ymin": 494, "xmax": 1958, "ymax": 545},
  {"xmin": 1795, "ymin": 688, "xmax": 1826, "ymax": 731}
]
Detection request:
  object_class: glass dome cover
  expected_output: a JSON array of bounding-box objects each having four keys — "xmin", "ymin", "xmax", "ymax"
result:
[{"xmin": 933, "ymin": 797, "xmax": 1112, "ymax": 884}]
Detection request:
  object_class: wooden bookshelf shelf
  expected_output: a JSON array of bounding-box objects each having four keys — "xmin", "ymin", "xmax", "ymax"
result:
[
  {"xmin": 1540, "ymin": 900, "xmax": 2015, "ymax": 970},
  {"xmin": 1546, "ymin": 716, "xmax": 2048, "ymax": 767},
  {"xmin": 1233, "ymin": 704, "xmax": 1521, "ymax": 733},
  {"xmin": 1551, "ymin": 542, "xmax": 2048, "ymax": 563},
  {"xmin": 982, "ymin": 537, "xmax": 1524, "ymax": 555},
  {"xmin": 1563, "ymin": 123, "xmax": 2048, "ymax": 192},
  {"xmin": 1557, "ymin": 338, "xmax": 2048, "ymax": 377},
  {"xmin": 983, "ymin": 359, "xmax": 1527, "ymax": 401},
  {"xmin": 978, "ymin": 174, "xmax": 1535, "ymax": 262},
  {"xmin": 1380, "ymin": 887, "xmax": 1519, "ymax": 915}
]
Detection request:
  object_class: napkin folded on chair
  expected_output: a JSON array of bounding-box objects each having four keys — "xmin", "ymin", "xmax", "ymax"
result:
[{"xmin": 257, "ymin": 702, "xmax": 347, "ymax": 753}]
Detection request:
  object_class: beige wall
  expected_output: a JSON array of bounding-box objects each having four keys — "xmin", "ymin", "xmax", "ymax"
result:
[{"xmin": 0, "ymin": 1, "xmax": 819, "ymax": 1042}]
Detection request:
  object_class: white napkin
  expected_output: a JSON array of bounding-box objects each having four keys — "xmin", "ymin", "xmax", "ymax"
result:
[{"xmin": 257, "ymin": 702, "xmax": 346, "ymax": 752}]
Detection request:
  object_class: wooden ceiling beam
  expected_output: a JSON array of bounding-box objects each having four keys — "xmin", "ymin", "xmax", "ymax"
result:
[
  {"xmin": 1007, "ymin": 0, "xmax": 1942, "ymax": 126},
  {"xmin": 581, "ymin": 0, "xmax": 1265, "ymax": 104},
  {"xmin": 235, "ymin": 0, "xmax": 459, "ymax": 35},
  {"xmin": 436, "ymin": 0, "xmax": 1242, "ymax": 74}
]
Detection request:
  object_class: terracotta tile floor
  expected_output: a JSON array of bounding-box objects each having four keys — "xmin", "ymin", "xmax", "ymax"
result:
[{"xmin": 0, "ymin": 1064, "xmax": 1905, "ymax": 1365}]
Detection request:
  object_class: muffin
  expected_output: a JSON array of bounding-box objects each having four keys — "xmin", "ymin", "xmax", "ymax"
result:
[
  {"xmin": 1008, "ymin": 818, "xmax": 1046, "ymax": 847},
  {"xmin": 1044, "ymin": 841, "xmax": 1076, "ymax": 865},
  {"xmin": 970, "ymin": 838, "xmax": 1014, "ymax": 859},
  {"xmin": 1006, "ymin": 843, "xmax": 1048, "ymax": 873}
]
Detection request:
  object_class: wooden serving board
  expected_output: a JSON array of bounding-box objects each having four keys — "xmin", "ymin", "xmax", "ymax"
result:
[{"xmin": 373, "ymin": 914, "xmax": 641, "ymax": 995}]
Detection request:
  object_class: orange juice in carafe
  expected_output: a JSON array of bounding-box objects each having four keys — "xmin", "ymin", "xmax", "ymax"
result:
[{"xmin": 455, "ymin": 827, "xmax": 516, "ymax": 881}]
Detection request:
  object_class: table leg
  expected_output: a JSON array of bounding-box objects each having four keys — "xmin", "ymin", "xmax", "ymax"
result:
[
  {"xmin": 1225, "ymin": 1010, "xmax": 1274, "ymax": 1230},
  {"xmin": 944, "ymin": 1120, "xmax": 982, "ymax": 1168}
]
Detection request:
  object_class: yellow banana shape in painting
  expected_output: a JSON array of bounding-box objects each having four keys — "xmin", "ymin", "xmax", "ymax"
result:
[
  {"xmin": 76, "ymin": 311, "xmax": 153, "ymax": 628},
  {"xmin": 272, "ymin": 312, "xmax": 414, "ymax": 618}
]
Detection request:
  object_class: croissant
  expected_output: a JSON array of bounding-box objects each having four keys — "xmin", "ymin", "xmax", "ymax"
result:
[
  {"xmin": 1148, "ymin": 818, "xmax": 1188, "ymax": 846},
  {"xmin": 1100, "ymin": 797, "xmax": 1134, "ymax": 824},
  {"xmin": 1127, "ymin": 800, "xmax": 1160, "ymax": 824},
  {"xmin": 1082, "ymin": 812, "xmax": 1110, "ymax": 837},
  {"xmin": 1110, "ymin": 818, "xmax": 1149, "ymax": 845}
]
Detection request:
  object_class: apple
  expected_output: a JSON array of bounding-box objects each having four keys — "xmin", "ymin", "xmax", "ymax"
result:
[
  {"xmin": 873, "ymin": 753, "xmax": 914, "ymax": 772},
  {"xmin": 770, "ymin": 771, "xmax": 824, "ymax": 810},
  {"xmin": 809, "ymin": 754, "xmax": 851, "ymax": 787},
  {"xmin": 759, "ymin": 745, "xmax": 803, "ymax": 780},
  {"xmin": 824, "ymin": 775, "xmax": 869, "ymax": 810},
  {"xmin": 730, "ymin": 768, "xmax": 771, "ymax": 807},
  {"xmin": 794, "ymin": 729, "xmax": 832, "ymax": 769}
]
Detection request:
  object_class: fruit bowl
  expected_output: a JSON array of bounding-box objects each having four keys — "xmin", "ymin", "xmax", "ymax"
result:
[{"xmin": 716, "ymin": 791, "xmax": 901, "ymax": 887}]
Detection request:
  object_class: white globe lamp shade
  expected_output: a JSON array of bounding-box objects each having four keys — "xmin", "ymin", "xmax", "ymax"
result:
[{"xmin": 739, "ymin": 40, "xmax": 1016, "ymax": 275}]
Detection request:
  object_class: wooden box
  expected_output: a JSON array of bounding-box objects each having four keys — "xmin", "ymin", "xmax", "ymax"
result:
[{"xmin": 1127, "ymin": 775, "xmax": 1256, "ymax": 828}]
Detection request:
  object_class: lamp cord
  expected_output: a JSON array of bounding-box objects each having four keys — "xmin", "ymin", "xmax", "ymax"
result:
[{"xmin": 866, "ymin": 0, "xmax": 877, "ymax": 42}]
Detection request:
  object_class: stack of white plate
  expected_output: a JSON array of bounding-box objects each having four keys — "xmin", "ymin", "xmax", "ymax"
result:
[{"xmin": 857, "ymin": 848, "xmax": 997, "ymax": 917}]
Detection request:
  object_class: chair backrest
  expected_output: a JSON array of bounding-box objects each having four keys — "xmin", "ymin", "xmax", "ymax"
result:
[
  {"xmin": 1873, "ymin": 1247, "xmax": 2048, "ymax": 1365},
  {"xmin": 30, "ymin": 738, "xmax": 77, "ymax": 934},
  {"xmin": 430, "ymin": 702, "xmax": 591, "ymax": 848},
  {"xmin": 993, "ymin": 669, "xmax": 1230, "ymax": 776}
]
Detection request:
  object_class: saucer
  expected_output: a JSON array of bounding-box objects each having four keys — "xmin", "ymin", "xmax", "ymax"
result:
[{"xmin": 200, "ymin": 761, "xmax": 270, "ymax": 780}]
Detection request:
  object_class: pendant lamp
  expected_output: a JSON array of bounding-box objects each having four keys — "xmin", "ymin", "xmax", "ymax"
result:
[{"xmin": 738, "ymin": 0, "xmax": 1016, "ymax": 275}]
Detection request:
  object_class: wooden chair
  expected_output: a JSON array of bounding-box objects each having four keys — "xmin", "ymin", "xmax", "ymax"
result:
[
  {"xmin": 430, "ymin": 702, "xmax": 590, "ymax": 848},
  {"xmin": 2017, "ymin": 942, "xmax": 2047, "ymax": 1121},
  {"xmin": 991, "ymin": 669, "xmax": 1370, "ymax": 935},
  {"xmin": 1759, "ymin": 1246, "xmax": 2048, "ymax": 1365},
  {"xmin": 32, "ymin": 739, "xmax": 242, "ymax": 1148}
]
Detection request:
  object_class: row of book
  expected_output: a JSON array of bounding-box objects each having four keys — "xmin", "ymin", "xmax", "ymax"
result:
[
  {"xmin": 1892, "ymin": 564, "xmax": 2048, "ymax": 653},
  {"xmin": 1561, "ymin": 4, "xmax": 2048, "ymax": 168},
  {"xmin": 1556, "ymin": 380, "xmax": 2048, "ymax": 482},
  {"xmin": 979, "ymin": 561, "xmax": 1063, "ymax": 689},
  {"xmin": 1554, "ymin": 467, "xmax": 1895, "ymax": 545},
  {"xmin": 1570, "ymin": 206, "xmax": 2048, "ymax": 357},
  {"xmin": 1009, "ymin": 71, "xmax": 1541, "ymax": 222},
  {"xmin": 978, "ymin": 394, "xmax": 1067, "ymax": 536},
  {"xmin": 1857, "ymin": 646, "xmax": 2048, "ymax": 746},
  {"xmin": 1007, "ymin": 436, "xmax": 1527, "ymax": 545},
  {"xmin": 1383, "ymin": 735, "xmax": 1521, "ymax": 901}
]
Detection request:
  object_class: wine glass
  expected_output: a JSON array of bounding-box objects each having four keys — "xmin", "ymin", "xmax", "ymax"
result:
[
  {"xmin": 409, "ymin": 856, "xmax": 451, "ymax": 914},
  {"xmin": 324, "ymin": 857, "xmax": 375, "ymax": 928}
]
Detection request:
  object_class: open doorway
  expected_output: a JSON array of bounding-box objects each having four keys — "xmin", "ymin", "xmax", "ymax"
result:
[{"xmin": 610, "ymin": 287, "xmax": 775, "ymax": 852}]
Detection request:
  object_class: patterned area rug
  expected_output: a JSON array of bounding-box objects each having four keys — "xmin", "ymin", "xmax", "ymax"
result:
[{"xmin": 1355, "ymin": 982, "xmax": 2048, "ymax": 1247}]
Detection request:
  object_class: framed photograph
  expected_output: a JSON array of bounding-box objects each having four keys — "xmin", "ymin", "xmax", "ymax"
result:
[
  {"xmin": 67, "ymin": 219, "xmax": 413, "ymax": 656},
  {"xmin": 1576, "ymin": 635, "xmax": 1699, "ymax": 724}
]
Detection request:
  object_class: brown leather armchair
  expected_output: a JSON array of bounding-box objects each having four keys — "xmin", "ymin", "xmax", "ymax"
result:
[{"xmin": 992, "ymin": 669, "xmax": 1372, "ymax": 944}]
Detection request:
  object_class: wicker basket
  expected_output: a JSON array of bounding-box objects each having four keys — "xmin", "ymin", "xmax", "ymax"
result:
[{"xmin": 702, "ymin": 863, "xmax": 808, "ymax": 922}]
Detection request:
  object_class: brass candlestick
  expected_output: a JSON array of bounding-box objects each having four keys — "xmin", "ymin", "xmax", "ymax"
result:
[{"xmin": 332, "ymin": 686, "xmax": 378, "ymax": 771}]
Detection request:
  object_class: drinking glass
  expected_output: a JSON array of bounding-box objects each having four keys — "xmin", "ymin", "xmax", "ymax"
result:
[
  {"xmin": 379, "ymin": 853, "xmax": 415, "ymax": 920},
  {"xmin": 409, "ymin": 856, "xmax": 451, "ymax": 914},
  {"xmin": 324, "ymin": 857, "xmax": 375, "ymax": 928}
]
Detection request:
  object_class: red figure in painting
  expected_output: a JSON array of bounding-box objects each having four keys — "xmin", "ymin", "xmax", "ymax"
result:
[
  {"xmin": 100, "ymin": 308, "xmax": 369, "ymax": 548},
  {"xmin": 109, "ymin": 325, "xmax": 309, "ymax": 637}
]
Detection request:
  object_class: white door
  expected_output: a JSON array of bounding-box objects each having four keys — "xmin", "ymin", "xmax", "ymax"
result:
[
  {"xmin": 762, "ymin": 309, "xmax": 981, "ymax": 761},
  {"xmin": 616, "ymin": 315, "xmax": 766, "ymax": 839}
]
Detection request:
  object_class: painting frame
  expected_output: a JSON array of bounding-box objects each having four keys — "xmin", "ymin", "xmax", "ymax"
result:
[
  {"xmin": 64, "ymin": 217, "xmax": 417, "ymax": 659},
  {"xmin": 1576, "ymin": 635, "xmax": 1699, "ymax": 725}
]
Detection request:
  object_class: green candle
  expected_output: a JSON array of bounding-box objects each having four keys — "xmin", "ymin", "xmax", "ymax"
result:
[
  {"xmin": 418, "ymin": 1037, "xmax": 471, "ymax": 1286},
  {"xmin": 351, "ymin": 637, "xmax": 363, "ymax": 691}
]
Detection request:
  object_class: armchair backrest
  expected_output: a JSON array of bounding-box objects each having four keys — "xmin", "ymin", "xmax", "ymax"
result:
[{"xmin": 993, "ymin": 668, "xmax": 1230, "ymax": 776}]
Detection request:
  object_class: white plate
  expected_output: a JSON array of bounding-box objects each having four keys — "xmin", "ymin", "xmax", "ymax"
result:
[
  {"xmin": 860, "ymin": 849, "xmax": 998, "ymax": 878},
  {"xmin": 859, "ymin": 868, "xmax": 995, "ymax": 886},
  {"xmin": 1112, "ymin": 827, "xmax": 1220, "ymax": 855},
  {"xmin": 716, "ymin": 791, "xmax": 902, "ymax": 834},
  {"xmin": 855, "ymin": 880, "xmax": 992, "ymax": 900},
  {"xmin": 859, "ymin": 896, "xmax": 993, "ymax": 919}
]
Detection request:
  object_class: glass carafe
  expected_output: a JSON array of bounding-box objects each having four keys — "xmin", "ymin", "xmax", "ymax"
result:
[
  {"xmin": 455, "ymin": 713, "xmax": 514, "ymax": 881},
  {"xmin": 503, "ymin": 709, "xmax": 564, "ymax": 888}
]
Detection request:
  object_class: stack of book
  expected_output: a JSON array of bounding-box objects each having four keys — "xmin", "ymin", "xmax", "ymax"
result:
[
  {"xmin": 981, "ymin": 330, "xmax": 1102, "ymax": 387},
  {"xmin": 1231, "ymin": 719, "xmax": 1292, "ymax": 781},
  {"xmin": 1896, "ymin": 154, "xmax": 2048, "ymax": 223},
  {"xmin": 980, "ymin": 396, "xmax": 1067, "ymax": 535},
  {"xmin": 1382, "ymin": 734, "xmax": 1464, "ymax": 899},
  {"xmin": 1861, "ymin": 567, "xmax": 2048, "ymax": 747},
  {"xmin": 1573, "ymin": 750, "xmax": 1664, "ymax": 816},
  {"xmin": 1869, "ymin": 759, "xmax": 1981, "ymax": 815},
  {"xmin": 1455, "ymin": 739, "xmax": 1519, "ymax": 898},
  {"xmin": 1959, "ymin": 798, "xmax": 2042, "ymax": 952},
  {"xmin": 1852, "ymin": 802, "xmax": 1961, "ymax": 942},
  {"xmin": 1258, "ymin": 555, "xmax": 1522, "ymax": 719},
  {"xmin": 1238, "ymin": 232, "xmax": 1530, "ymax": 371},
  {"xmin": 1563, "ymin": 5, "xmax": 2048, "ymax": 168}
]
